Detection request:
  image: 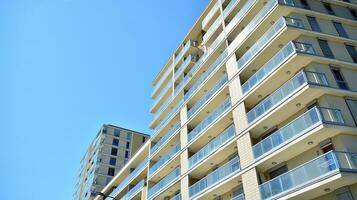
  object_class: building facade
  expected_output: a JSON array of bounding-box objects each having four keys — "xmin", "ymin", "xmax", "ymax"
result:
[
  {"xmin": 74, "ymin": 124, "xmax": 149, "ymax": 200},
  {"xmin": 95, "ymin": 0, "xmax": 357, "ymax": 199}
]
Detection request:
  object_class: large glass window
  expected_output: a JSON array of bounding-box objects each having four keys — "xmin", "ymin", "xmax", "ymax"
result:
[
  {"xmin": 345, "ymin": 44, "xmax": 357, "ymax": 63},
  {"xmin": 333, "ymin": 22, "xmax": 348, "ymax": 38},
  {"xmin": 307, "ymin": 16, "xmax": 321, "ymax": 32},
  {"xmin": 323, "ymin": 2, "xmax": 335, "ymax": 15},
  {"xmin": 114, "ymin": 129, "xmax": 120, "ymax": 137},
  {"xmin": 109, "ymin": 158, "xmax": 116, "ymax": 166},
  {"xmin": 318, "ymin": 39, "xmax": 334, "ymax": 58},
  {"xmin": 126, "ymin": 141, "xmax": 130, "ymax": 149}
]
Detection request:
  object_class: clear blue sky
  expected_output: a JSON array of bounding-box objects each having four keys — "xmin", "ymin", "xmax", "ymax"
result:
[{"xmin": 0, "ymin": 0, "xmax": 207, "ymax": 199}]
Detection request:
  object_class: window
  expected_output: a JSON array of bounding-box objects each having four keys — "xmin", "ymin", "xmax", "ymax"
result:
[
  {"xmin": 333, "ymin": 22, "xmax": 348, "ymax": 38},
  {"xmin": 345, "ymin": 44, "xmax": 357, "ymax": 63},
  {"xmin": 346, "ymin": 98, "xmax": 357, "ymax": 125},
  {"xmin": 125, "ymin": 151, "xmax": 129, "ymax": 158},
  {"xmin": 126, "ymin": 141, "xmax": 130, "ymax": 149},
  {"xmin": 350, "ymin": 9, "xmax": 357, "ymax": 20},
  {"xmin": 331, "ymin": 68, "xmax": 349, "ymax": 90},
  {"xmin": 307, "ymin": 16, "xmax": 321, "ymax": 32},
  {"xmin": 112, "ymin": 138, "xmax": 119, "ymax": 146},
  {"xmin": 323, "ymin": 2, "xmax": 335, "ymax": 15},
  {"xmin": 142, "ymin": 136, "xmax": 146, "ymax": 143},
  {"xmin": 107, "ymin": 167, "xmax": 115, "ymax": 176},
  {"xmin": 109, "ymin": 158, "xmax": 116, "ymax": 166},
  {"xmin": 300, "ymin": 0, "xmax": 310, "ymax": 9},
  {"xmin": 127, "ymin": 133, "xmax": 132, "ymax": 140},
  {"xmin": 269, "ymin": 165, "xmax": 288, "ymax": 179},
  {"xmin": 102, "ymin": 128, "xmax": 107, "ymax": 134},
  {"xmin": 318, "ymin": 39, "xmax": 334, "ymax": 58},
  {"xmin": 111, "ymin": 148, "xmax": 118, "ymax": 156},
  {"xmin": 114, "ymin": 129, "xmax": 120, "ymax": 137}
]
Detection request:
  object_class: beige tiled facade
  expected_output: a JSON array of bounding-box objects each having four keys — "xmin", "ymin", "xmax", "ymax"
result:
[
  {"xmin": 74, "ymin": 125, "xmax": 149, "ymax": 200},
  {"xmin": 94, "ymin": 0, "xmax": 357, "ymax": 199}
]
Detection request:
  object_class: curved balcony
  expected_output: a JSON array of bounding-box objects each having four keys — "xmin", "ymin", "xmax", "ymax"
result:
[
  {"xmin": 259, "ymin": 151, "xmax": 357, "ymax": 199},
  {"xmin": 189, "ymin": 124, "xmax": 235, "ymax": 168},
  {"xmin": 148, "ymin": 167, "xmax": 181, "ymax": 200},
  {"xmin": 188, "ymin": 98, "xmax": 232, "ymax": 143},
  {"xmin": 253, "ymin": 106, "xmax": 345, "ymax": 160},
  {"xmin": 189, "ymin": 157, "xmax": 241, "ymax": 198}
]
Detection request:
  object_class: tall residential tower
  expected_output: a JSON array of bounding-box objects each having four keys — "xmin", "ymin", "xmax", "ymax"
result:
[
  {"xmin": 74, "ymin": 124, "xmax": 149, "ymax": 200},
  {"xmin": 95, "ymin": 0, "xmax": 357, "ymax": 199}
]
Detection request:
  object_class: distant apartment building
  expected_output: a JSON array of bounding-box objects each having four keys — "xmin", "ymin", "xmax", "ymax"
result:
[
  {"xmin": 74, "ymin": 124, "xmax": 149, "ymax": 200},
  {"xmin": 94, "ymin": 0, "xmax": 357, "ymax": 199}
]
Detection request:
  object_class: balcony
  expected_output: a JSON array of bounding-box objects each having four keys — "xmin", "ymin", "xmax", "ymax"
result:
[
  {"xmin": 188, "ymin": 98, "xmax": 232, "ymax": 143},
  {"xmin": 236, "ymin": 16, "xmax": 304, "ymax": 73},
  {"xmin": 149, "ymin": 144, "xmax": 180, "ymax": 177},
  {"xmin": 223, "ymin": 0, "xmax": 238, "ymax": 17},
  {"xmin": 246, "ymin": 70, "xmax": 328, "ymax": 125},
  {"xmin": 203, "ymin": 16, "xmax": 223, "ymax": 43},
  {"xmin": 184, "ymin": 50, "xmax": 228, "ymax": 101},
  {"xmin": 150, "ymin": 123, "xmax": 180, "ymax": 157},
  {"xmin": 152, "ymin": 99, "xmax": 183, "ymax": 139},
  {"xmin": 170, "ymin": 194, "xmax": 181, "ymax": 200},
  {"xmin": 189, "ymin": 157, "xmax": 241, "ymax": 198},
  {"xmin": 253, "ymin": 107, "xmax": 345, "ymax": 160},
  {"xmin": 174, "ymin": 40, "xmax": 196, "ymax": 64},
  {"xmin": 187, "ymin": 74, "xmax": 228, "ymax": 119},
  {"xmin": 241, "ymin": 41, "xmax": 315, "ymax": 98},
  {"xmin": 148, "ymin": 167, "xmax": 181, "ymax": 200},
  {"xmin": 121, "ymin": 180, "xmax": 144, "ymax": 200},
  {"xmin": 152, "ymin": 64, "xmax": 172, "ymax": 98},
  {"xmin": 109, "ymin": 158, "xmax": 148, "ymax": 198},
  {"xmin": 202, "ymin": 1, "xmax": 220, "ymax": 29},
  {"xmin": 225, "ymin": 0, "xmax": 258, "ymax": 33},
  {"xmin": 189, "ymin": 124, "xmax": 236, "ymax": 168},
  {"xmin": 174, "ymin": 55, "xmax": 195, "ymax": 80},
  {"xmin": 259, "ymin": 151, "xmax": 357, "ymax": 200},
  {"xmin": 151, "ymin": 80, "xmax": 172, "ymax": 110}
]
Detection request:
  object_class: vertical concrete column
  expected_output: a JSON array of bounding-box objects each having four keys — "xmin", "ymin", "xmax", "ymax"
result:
[
  {"xmin": 232, "ymin": 103, "xmax": 248, "ymax": 134},
  {"xmin": 226, "ymin": 54, "xmax": 242, "ymax": 106},
  {"xmin": 180, "ymin": 175, "xmax": 190, "ymax": 200},
  {"xmin": 242, "ymin": 168, "xmax": 261, "ymax": 200},
  {"xmin": 180, "ymin": 148, "xmax": 189, "ymax": 174},
  {"xmin": 180, "ymin": 104, "xmax": 188, "ymax": 126},
  {"xmin": 236, "ymin": 132, "xmax": 254, "ymax": 168},
  {"xmin": 141, "ymin": 184, "xmax": 148, "ymax": 200}
]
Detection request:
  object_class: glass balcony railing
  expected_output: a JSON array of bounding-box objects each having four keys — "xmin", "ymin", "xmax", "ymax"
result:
[
  {"xmin": 260, "ymin": 151, "xmax": 357, "ymax": 199},
  {"xmin": 148, "ymin": 167, "xmax": 181, "ymax": 199},
  {"xmin": 151, "ymin": 80, "xmax": 172, "ymax": 109},
  {"xmin": 241, "ymin": 41, "xmax": 315, "ymax": 95},
  {"xmin": 253, "ymin": 107, "xmax": 345, "ymax": 159},
  {"xmin": 189, "ymin": 157, "xmax": 241, "ymax": 198},
  {"xmin": 184, "ymin": 49, "xmax": 229, "ymax": 101},
  {"xmin": 237, "ymin": 16, "xmax": 304, "ymax": 71},
  {"xmin": 109, "ymin": 158, "xmax": 148, "ymax": 198},
  {"xmin": 246, "ymin": 70, "xmax": 329, "ymax": 124},
  {"xmin": 232, "ymin": 194, "xmax": 245, "ymax": 200},
  {"xmin": 189, "ymin": 124, "xmax": 236, "ymax": 168},
  {"xmin": 225, "ymin": 0, "xmax": 257, "ymax": 33},
  {"xmin": 174, "ymin": 40, "xmax": 195, "ymax": 64},
  {"xmin": 151, "ymin": 123, "xmax": 180, "ymax": 156},
  {"xmin": 149, "ymin": 144, "xmax": 181, "ymax": 176},
  {"xmin": 152, "ymin": 64, "xmax": 173, "ymax": 97},
  {"xmin": 121, "ymin": 180, "xmax": 144, "ymax": 200},
  {"xmin": 170, "ymin": 193, "xmax": 181, "ymax": 200},
  {"xmin": 203, "ymin": 16, "xmax": 223, "ymax": 42},
  {"xmin": 174, "ymin": 55, "xmax": 193, "ymax": 79},
  {"xmin": 228, "ymin": 0, "xmax": 295, "ymax": 53},
  {"xmin": 176, "ymin": 31, "xmax": 225, "ymax": 96},
  {"xmin": 188, "ymin": 98, "xmax": 232, "ymax": 142},
  {"xmin": 202, "ymin": 1, "xmax": 220, "ymax": 29},
  {"xmin": 187, "ymin": 74, "xmax": 228, "ymax": 118},
  {"xmin": 223, "ymin": 0, "xmax": 238, "ymax": 17},
  {"xmin": 152, "ymin": 95, "xmax": 172, "ymax": 121},
  {"xmin": 153, "ymin": 99, "xmax": 183, "ymax": 138}
]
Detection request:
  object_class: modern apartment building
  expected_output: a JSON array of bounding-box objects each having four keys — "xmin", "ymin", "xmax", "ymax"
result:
[
  {"xmin": 74, "ymin": 124, "xmax": 149, "ymax": 200},
  {"xmin": 94, "ymin": 0, "xmax": 357, "ymax": 199}
]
